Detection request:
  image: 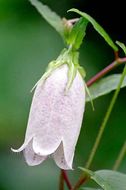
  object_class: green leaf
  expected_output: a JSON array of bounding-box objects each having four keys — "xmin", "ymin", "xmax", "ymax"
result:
[
  {"xmin": 29, "ymin": 0, "xmax": 64, "ymax": 36},
  {"xmin": 116, "ymin": 41, "xmax": 126, "ymax": 55},
  {"xmin": 80, "ymin": 168, "xmax": 111, "ymax": 189},
  {"xmin": 68, "ymin": 9, "xmax": 118, "ymax": 51},
  {"xmin": 95, "ymin": 170, "xmax": 126, "ymax": 190},
  {"xmin": 80, "ymin": 168, "xmax": 126, "ymax": 190},
  {"xmin": 68, "ymin": 17, "xmax": 88, "ymax": 49},
  {"xmin": 82, "ymin": 188, "xmax": 101, "ymax": 190},
  {"xmin": 86, "ymin": 74, "xmax": 126, "ymax": 102}
]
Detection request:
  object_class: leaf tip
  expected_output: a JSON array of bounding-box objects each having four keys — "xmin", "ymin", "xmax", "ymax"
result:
[
  {"xmin": 116, "ymin": 40, "xmax": 126, "ymax": 55},
  {"xmin": 67, "ymin": 8, "xmax": 77, "ymax": 13}
]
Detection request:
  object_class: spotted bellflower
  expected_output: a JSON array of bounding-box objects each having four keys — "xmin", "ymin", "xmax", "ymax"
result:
[{"xmin": 12, "ymin": 48, "xmax": 86, "ymax": 169}]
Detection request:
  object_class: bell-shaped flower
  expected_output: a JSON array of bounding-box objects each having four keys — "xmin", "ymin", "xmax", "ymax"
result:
[{"xmin": 12, "ymin": 63, "xmax": 85, "ymax": 170}]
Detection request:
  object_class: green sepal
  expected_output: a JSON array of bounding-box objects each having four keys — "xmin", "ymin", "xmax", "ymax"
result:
[
  {"xmin": 77, "ymin": 65, "xmax": 86, "ymax": 78},
  {"xmin": 70, "ymin": 51, "xmax": 86, "ymax": 78},
  {"xmin": 31, "ymin": 60, "xmax": 64, "ymax": 92},
  {"xmin": 65, "ymin": 62, "xmax": 77, "ymax": 92},
  {"xmin": 31, "ymin": 48, "xmax": 85, "ymax": 92},
  {"xmin": 68, "ymin": 9, "xmax": 118, "ymax": 51},
  {"xmin": 65, "ymin": 50, "xmax": 86, "ymax": 92},
  {"xmin": 84, "ymin": 83, "xmax": 94, "ymax": 111},
  {"xmin": 67, "ymin": 17, "xmax": 88, "ymax": 49},
  {"xmin": 63, "ymin": 49, "xmax": 80, "ymax": 91}
]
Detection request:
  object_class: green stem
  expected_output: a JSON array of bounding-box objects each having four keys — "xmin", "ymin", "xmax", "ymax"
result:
[
  {"xmin": 72, "ymin": 176, "xmax": 88, "ymax": 190},
  {"xmin": 73, "ymin": 64, "xmax": 126, "ymax": 190},
  {"xmin": 85, "ymin": 64, "xmax": 126, "ymax": 169},
  {"xmin": 113, "ymin": 141, "xmax": 126, "ymax": 171}
]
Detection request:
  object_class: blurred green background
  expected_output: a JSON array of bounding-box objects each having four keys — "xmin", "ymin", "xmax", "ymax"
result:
[{"xmin": 0, "ymin": 0, "xmax": 126, "ymax": 189}]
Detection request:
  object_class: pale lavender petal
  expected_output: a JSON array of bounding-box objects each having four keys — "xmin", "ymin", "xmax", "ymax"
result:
[
  {"xmin": 33, "ymin": 136, "xmax": 61, "ymax": 156},
  {"xmin": 13, "ymin": 64, "xmax": 85, "ymax": 169},
  {"xmin": 53, "ymin": 142, "xmax": 73, "ymax": 170},
  {"xmin": 61, "ymin": 71, "xmax": 85, "ymax": 168},
  {"xmin": 11, "ymin": 137, "xmax": 33, "ymax": 153},
  {"xmin": 24, "ymin": 140, "xmax": 47, "ymax": 166},
  {"xmin": 24, "ymin": 65, "xmax": 70, "ymax": 154},
  {"xmin": 52, "ymin": 68, "xmax": 85, "ymax": 170},
  {"xmin": 52, "ymin": 68, "xmax": 85, "ymax": 169}
]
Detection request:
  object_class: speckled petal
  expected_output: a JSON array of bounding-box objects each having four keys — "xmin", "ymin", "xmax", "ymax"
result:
[
  {"xmin": 53, "ymin": 69, "xmax": 85, "ymax": 169},
  {"xmin": 32, "ymin": 136, "xmax": 61, "ymax": 156},
  {"xmin": 12, "ymin": 64, "xmax": 85, "ymax": 169},
  {"xmin": 23, "ymin": 65, "xmax": 73, "ymax": 155},
  {"xmin": 53, "ymin": 142, "xmax": 73, "ymax": 170},
  {"xmin": 24, "ymin": 140, "xmax": 47, "ymax": 166},
  {"xmin": 62, "ymin": 70, "xmax": 85, "ymax": 168}
]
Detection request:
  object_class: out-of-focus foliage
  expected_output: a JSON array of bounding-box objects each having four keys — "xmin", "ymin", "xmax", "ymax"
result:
[
  {"xmin": 80, "ymin": 168, "xmax": 126, "ymax": 190},
  {"xmin": 0, "ymin": 0, "xmax": 126, "ymax": 189},
  {"xmin": 86, "ymin": 74, "xmax": 126, "ymax": 102}
]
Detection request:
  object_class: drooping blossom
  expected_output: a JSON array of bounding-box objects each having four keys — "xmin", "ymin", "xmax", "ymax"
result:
[{"xmin": 12, "ymin": 64, "xmax": 85, "ymax": 170}]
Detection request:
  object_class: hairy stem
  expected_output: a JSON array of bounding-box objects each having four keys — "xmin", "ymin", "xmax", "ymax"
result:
[
  {"xmin": 73, "ymin": 64, "xmax": 126, "ymax": 189},
  {"xmin": 113, "ymin": 141, "xmax": 126, "ymax": 171}
]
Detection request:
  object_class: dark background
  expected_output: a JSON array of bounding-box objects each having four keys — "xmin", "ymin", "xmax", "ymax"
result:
[{"xmin": 0, "ymin": 0, "xmax": 126, "ymax": 189}]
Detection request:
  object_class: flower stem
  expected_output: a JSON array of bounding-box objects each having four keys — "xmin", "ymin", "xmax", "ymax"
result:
[
  {"xmin": 59, "ymin": 170, "xmax": 64, "ymax": 190},
  {"xmin": 113, "ymin": 141, "xmax": 126, "ymax": 171},
  {"xmin": 73, "ymin": 63, "xmax": 126, "ymax": 189},
  {"xmin": 62, "ymin": 170, "xmax": 73, "ymax": 190},
  {"xmin": 72, "ymin": 176, "xmax": 88, "ymax": 190},
  {"xmin": 86, "ymin": 64, "xmax": 126, "ymax": 169},
  {"xmin": 87, "ymin": 57, "xmax": 126, "ymax": 87}
]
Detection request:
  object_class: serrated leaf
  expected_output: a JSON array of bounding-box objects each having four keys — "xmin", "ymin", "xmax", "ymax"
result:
[
  {"xmin": 80, "ymin": 168, "xmax": 126, "ymax": 190},
  {"xmin": 68, "ymin": 17, "xmax": 88, "ymax": 49},
  {"xmin": 29, "ymin": 0, "xmax": 64, "ymax": 36},
  {"xmin": 116, "ymin": 41, "xmax": 126, "ymax": 55},
  {"xmin": 86, "ymin": 74, "xmax": 126, "ymax": 102},
  {"xmin": 68, "ymin": 9, "xmax": 118, "ymax": 51}
]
